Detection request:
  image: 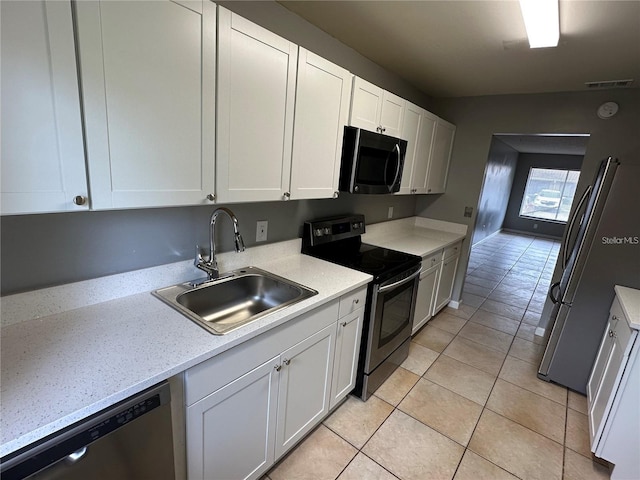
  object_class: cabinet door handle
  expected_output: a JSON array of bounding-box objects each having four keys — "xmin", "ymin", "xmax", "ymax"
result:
[
  {"xmin": 274, "ymin": 364, "xmax": 281, "ymax": 372},
  {"xmin": 283, "ymin": 358, "xmax": 291, "ymax": 366},
  {"xmin": 341, "ymin": 321, "xmax": 347, "ymax": 327},
  {"xmin": 353, "ymin": 298, "xmax": 359, "ymax": 305},
  {"xmin": 283, "ymin": 192, "xmax": 291, "ymax": 201},
  {"xmin": 612, "ymin": 315, "xmax": 618, "ymax": 321},
  {"xmin": 608, "ymin": 330, "xmax": 615, "ymax": 338},
  {"xmin": 333, "ymin": 191, "xmax": 339, "ymax": 199},
  {"xmin": 73, "ymin": 195, "xmax": 87, "ymax": 206},
  {"xmin": 206, "ymin": 193, "xmax": 215, "ymax": 201}
]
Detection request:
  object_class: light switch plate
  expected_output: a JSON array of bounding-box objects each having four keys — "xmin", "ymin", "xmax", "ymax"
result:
[{"xmin": 256, "ymin": 220, "xmax": 268, "ymax": 242}]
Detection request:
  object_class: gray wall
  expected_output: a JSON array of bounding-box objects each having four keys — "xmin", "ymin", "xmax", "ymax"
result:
[
  {"xmin": 1, "ymin": 0, "xmax": 431, "ymax": 296},
  {"xmin": 1, "ymin": 193, "xmax": 416, "ymax": 295},
  {"xmin": 415, "ymin": 88, "xmax": 640, "ymax": 303},
  {"xmin": 502, "ymin": 153, "xmax": 584, "ymax": 238},
  {"xmin": 471, "ymin": 138, "xmax": 518, "ymax": 245}
]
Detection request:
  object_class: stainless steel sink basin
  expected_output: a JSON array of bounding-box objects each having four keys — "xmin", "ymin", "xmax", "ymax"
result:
[{"xmin": 152, "ymin": 266, "xmax": 318, "ymax": 335}]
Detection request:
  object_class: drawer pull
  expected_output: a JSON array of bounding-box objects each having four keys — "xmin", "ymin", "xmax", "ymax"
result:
[
  {"xmin": 341, "ymin": 321, "xmax": 347, "ymax": 327},
  {"xmin": 354, "ymin": 298, "xmax": 359, "ymax": 305},
  {"xmin": 612, "ymin": 315, "xmax": 618, "ymax": 321},
  {"xmin": 283, "ymin": 358, "xmax": 291, "ymax": 366},
  {"xmin": 608, "ymin": 330, "xmax": 615, "ymax": 338},
  {"xmin": 274, "ymin": 364, "xmax": 281, "ymax": 372}
]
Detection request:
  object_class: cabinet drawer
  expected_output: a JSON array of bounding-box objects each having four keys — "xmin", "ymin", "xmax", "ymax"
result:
[
  {"xmin": 185, "ymin": 299, "xmax": 339, "ymax": 405},
  {"xmin": 443, "ymin": 242, "xmax": 462, "ymax": 260},
  {"xmin": 339, "ymin": 286, "xmax": 367, "ymax": 318},
  {"xmin": 422, "ymin": 250, "xmax": 443, "ymax": 269}
]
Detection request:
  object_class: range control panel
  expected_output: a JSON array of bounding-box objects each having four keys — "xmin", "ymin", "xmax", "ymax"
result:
[{"xmin": 302, "ymin": 214, "xmax": 366, "ymax": 248}]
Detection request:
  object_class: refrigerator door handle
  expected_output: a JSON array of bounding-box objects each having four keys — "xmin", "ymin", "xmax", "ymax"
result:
[
  {"xmin": 549, "ymin": 281, "xmax": 562, "ymax": 304},
  {"xmin": 562, "ymin": 185, "xmax": 592, "ymax": 269}
]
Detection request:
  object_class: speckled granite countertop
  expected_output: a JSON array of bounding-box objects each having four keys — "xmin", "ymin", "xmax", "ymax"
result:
[
  {"xmin": 363, "ymin": 217, "xmax": 467, "ymax": 258},
  {"xmin": 0, "ymin": 240, "xmax": 371, "ymax": 458}
]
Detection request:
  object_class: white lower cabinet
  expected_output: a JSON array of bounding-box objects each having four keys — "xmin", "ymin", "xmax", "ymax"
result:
[
  {"xmin": 275, "ymin": 323, "xmax": 335, "ymax": 458},
  {"xmin": 331, "ymin": 307, "xmax": 364, "ymax": 408},
  {"xmin": 412, "ymin": 241, "xmax": 463, "ymax": 333},
  {"xmin": 587, "ymin": 289, "xmax": 639, "ymax": 480},
  {"xmin": 186, "ymin": 356, "xmax": 279, "ymax": 480},
  {"xmin": 185, "ymin": 288, "xmax": 365, "ymax": 480},
  {"xmin": 413, "ymin": 263, "xmax": 440, "ymax": 334}
]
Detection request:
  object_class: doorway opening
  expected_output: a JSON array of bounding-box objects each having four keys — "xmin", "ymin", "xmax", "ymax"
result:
[{"xmin": 471, "ymin": 134, "xmax": 590, "ymax": 247}]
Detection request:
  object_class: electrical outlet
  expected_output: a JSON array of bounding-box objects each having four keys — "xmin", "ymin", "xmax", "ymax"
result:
[
  {"xmin": 464, "ymin": 206, "xmax": 473, "ymax": 218},
  {"xmin": 388, "ymin": 206, "xmax": 394, "ymax": 219},
  {"xmin": 533, "ymin": 223, "xmax": 538, "ymax": 229},
  {"xmin": 256, "ymin": 220, "xmax": 268, "ymax": 242}
]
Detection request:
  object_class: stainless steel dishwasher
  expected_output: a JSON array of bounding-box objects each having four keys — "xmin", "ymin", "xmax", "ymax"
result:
[{"xmin": 1, "ymin": 382, "xmax": 175, "ymax": 480}]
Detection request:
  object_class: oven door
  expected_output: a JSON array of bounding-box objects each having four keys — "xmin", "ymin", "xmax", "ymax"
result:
[{"xmin": 364, "ymin": 265, "xmax": 421, "ymax": 374}]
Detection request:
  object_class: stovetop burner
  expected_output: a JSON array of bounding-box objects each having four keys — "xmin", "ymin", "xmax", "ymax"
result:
[{"xmin": 303, "ymin": 235, "xmax": 421, "ymax": 282}]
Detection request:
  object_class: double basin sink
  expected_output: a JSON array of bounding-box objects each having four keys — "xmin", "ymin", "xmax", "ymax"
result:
[{"xmin": 153, "ymin": 266, "xmax": 318, "ymax": 335}]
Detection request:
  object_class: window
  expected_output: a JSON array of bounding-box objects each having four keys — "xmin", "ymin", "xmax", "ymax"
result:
[{"xmin": 519, "ymin": 168, "xmax": 580, "ymax": 223}]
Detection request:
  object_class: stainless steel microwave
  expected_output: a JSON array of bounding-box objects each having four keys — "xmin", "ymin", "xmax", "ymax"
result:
[{"xmin": 338, "ymin": 126, "xmax": 408, "ymax": 194}]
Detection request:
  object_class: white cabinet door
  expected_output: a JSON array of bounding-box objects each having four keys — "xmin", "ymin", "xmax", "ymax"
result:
[
  {"xmin": 426, "ymin": 118, "xmax": 456, "ymax": 194},
  {"xmin": 290, "ymin": 49, "xmax": 351, "ymax": 200},
  {"xmin": 75, "ymin": 0, "xmax": 215, "ymax": 210},
  {"xmin": 1, "ymin": 1, "xmax": 88, "ymax": 215},
  {"xmin": 187, "ymin": 355, "xmax": 280, "ymax": 480},
  {"xmin": 412, "ymin": 111, "xmax": 438, "ymax": 195},
  {"xmin": 349, "ymin": 77, "xmax": 384, "ymax": 133},
  {"xmin": 397, "ymin": 103, "xmax": 422, "ymax": 195},
  {"xmin": 330, "ymin": 308, "xmax": 364, "ymax": 409},
  {"xmin": 413, "ymin": 264, "xmax": 440, "ymax": 334},
  {"xmin": 380, "ymin": 91, "xmax": 406, "ymax": 139},
  {"xmin": 349, "ymin": 77, "xmax": 405, "ymax": 137},
  {"xmin": 275, "ymin": 323, "xmax": 336, "ymax": 458},
  {"xmin": 588, "ymin": 318, "xmax": 621, "ymax": 448},
  {"xmin": 217, "ymin": 7, "xmax": 297, "ymax": 203},
  {"xmin": 434, "ymin": 254, "xmax": 459, "ymax": 313}
]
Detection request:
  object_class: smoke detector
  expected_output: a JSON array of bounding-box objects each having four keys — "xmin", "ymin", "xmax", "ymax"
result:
[{"xmin": 597, "ymin": 102, "xmax": 619, "ymax": 119}]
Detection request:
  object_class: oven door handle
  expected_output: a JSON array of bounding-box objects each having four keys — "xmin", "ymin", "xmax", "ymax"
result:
[{"xmin": 378, "ymin": 267, "xmax": 422, "ymax": 293}]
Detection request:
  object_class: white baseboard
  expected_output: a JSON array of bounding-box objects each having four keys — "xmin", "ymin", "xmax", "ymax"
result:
[
  {"xmin": 448, "ymin": 300, "xmax": 461, "ymax": 309},
  {"xmin": 535, "ymin": 327, "xmax": 546, "ymax": 337}
]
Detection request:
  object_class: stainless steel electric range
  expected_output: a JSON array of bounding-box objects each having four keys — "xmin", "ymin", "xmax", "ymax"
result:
[{"xmin": 302, "ymin": 214, "xmax": 422, "ymax": 400}]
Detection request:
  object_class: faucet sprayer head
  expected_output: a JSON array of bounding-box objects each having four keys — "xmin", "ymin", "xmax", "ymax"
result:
[{"xmin": 234, "ymin": 232, "xmax": 246, "ymax": 253}]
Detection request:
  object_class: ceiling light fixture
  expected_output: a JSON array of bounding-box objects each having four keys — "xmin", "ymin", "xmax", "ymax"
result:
[{"xmin": 519, "ymin": 0, "xmax": 560, "ymax": 48}]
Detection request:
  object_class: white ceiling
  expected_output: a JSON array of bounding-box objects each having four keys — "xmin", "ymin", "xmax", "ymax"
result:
[{"xmin": 278, "ymin": 0, "xmax": 640, "ymax": 98}]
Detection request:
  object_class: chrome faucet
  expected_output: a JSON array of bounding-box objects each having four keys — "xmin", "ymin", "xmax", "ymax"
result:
[{"xmin": 195, "ymin": 207, "xmax": 245, "ymax": 280}]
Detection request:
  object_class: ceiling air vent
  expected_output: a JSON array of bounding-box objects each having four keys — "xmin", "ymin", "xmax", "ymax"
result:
[{"xmin": 585, "ymin": 79, "xmax": 634, "ymax": 89}]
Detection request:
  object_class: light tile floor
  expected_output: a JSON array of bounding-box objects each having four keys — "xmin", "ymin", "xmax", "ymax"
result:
[{"xmin": 265, "ymin": 232, "xmax": 611, "ymax": 480}]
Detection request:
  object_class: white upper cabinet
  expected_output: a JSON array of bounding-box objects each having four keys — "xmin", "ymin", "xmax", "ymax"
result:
[
  {"xmin": 349, "ymin": 77, "xmax": 405, "ymax": 138},
  {"xmin": 75, "ymin": 0, "xmax": 216, "ymax": 210},
  {"xmin": 426, "ymin": 118, "xmax": 456, "ymax": 194},
  {"xmin": 217, "ymin": 7, "xmax": 297, "ymax": 203},
  {"xmin": 379, "ymin": 90, "xmax": 406, "ymax": 139},
  {"xmin": 412, "ymin": 111, "xmax": 438, "ymax": 194},
  {"xmin": 397, "ymin": 102, "xmax": 437, "ymax": 195},
  {"xmin": 289, "ymin": 49, "xmax": 352, "ymax": 200},
  {"xmin": 397, "ymin": 103, "xmax": 422, "ymax": 195},
  {"xmin": 1, "ymin": 1, "xmax": 88, "ymax": 215}
]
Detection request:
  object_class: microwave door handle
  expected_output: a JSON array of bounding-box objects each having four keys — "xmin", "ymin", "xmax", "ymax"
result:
[
  {"xmin": 378, "ymin": 267, "xmax": 422, "ymax": 293},
  {"xmin": 389, "ymin": 144, "xmax": 402, "ymax": 192}
]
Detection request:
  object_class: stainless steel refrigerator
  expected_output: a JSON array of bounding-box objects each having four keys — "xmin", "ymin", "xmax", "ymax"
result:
[{"xmin": 538, "ymin": 157, "xmax": 640, "ymax": 393}]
